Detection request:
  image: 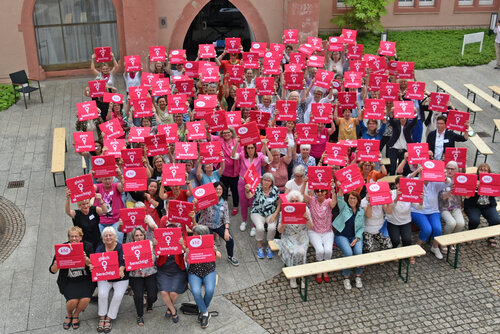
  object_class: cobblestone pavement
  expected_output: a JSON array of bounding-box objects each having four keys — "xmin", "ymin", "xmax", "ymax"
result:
[
  {"xmin": 0, "ymin": 196, "xmax": 26, "ymax": 263},
  {"xmin": 226, "ymin": 226, "xmax": 500, "ymax": 333}
]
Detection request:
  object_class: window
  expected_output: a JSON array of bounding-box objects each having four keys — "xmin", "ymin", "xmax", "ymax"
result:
[
  {"xmin": 419, "ymin": 0, "xmax": 435, "ymax": 6},
  {"xmin": 336, "ymin": 0, "xmax": 348, "ymax": 8},
  {"xmin": 478, "ymin": 0, "xmax": 494, "ymax": 5},
  {"xmin": 398, "ymin": 0, "xmax": 415, "ymax": 6},
  {"xmin": 34, "ymin": 0, "xmax": 119, "ymax": 70},
  {"xmin": 458, "ymin": 0, "xmax": 473, "ymax": 5}
]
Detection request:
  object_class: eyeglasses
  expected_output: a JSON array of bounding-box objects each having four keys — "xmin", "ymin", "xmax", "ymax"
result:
[
  {"xmin": 315, "ymin": 189, "xmax": 327, "ymax": 193},
  {"xmin": 446, "ymin": 167, "xmax": 456, "ymax": 170},
  {"xmin": 295, "ymin": 174, "xmax": 304, "ymax": 178}
]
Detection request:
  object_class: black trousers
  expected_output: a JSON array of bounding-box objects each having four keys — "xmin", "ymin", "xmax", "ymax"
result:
[
  {"xmin": 129, "ymin": 275, "xmax": 158, "ymax": 317},
  {"xmin": 387, "ymin": 222, "xmax": 412, "ymax": 248},
  {"xmin": 388, "ymin": 147, "xmax": 406, "ymax": 175},
  {"xmin": 220, "ymin": 175, "xmax": 239, "ymax": 207}
]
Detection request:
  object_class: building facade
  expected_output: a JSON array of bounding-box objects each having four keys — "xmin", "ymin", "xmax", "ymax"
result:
[{"xmin": 2, "ymin": 0, "xmax": 498, "ymax": 82}]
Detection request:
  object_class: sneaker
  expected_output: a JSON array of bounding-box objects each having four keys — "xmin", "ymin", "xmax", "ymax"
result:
[
  {"xmin": 343, "ymin": 278, "xmax": 352, "ymax": 290},
  {"xmin": 430, "ymin": 246, "xmax": 443, "ymax": 260},
  {"xmin": 266, "ymin": 247, "xmax": 273, "ymax": 259},
  {"xmin": 200, "ymin": 313, "xmax": 211, "ymax": 329},
  {"xmin": 227, "ymin": 256, "xmax": 239, "ymax": 266},
  {"xmin": 290, "ymin": 279, "xmax": 297, "ymax": 289},
  {"xmin": 355, "ymin": 276, "xmax": 363, "ymax": 289},
  {"xmin": 197, "ymin": 312, "xmax": 202, "ymax": 323},
  {"xmin": 250, "ymin": 227, "xmax": 256, "ymax": 237},
  {"xmin": 257, "ymin": 247, "xmax": 265, "ymax": 259},
  {"xmin": 239, "ymin": 222, "xmax": 247, "ymax": 231}
]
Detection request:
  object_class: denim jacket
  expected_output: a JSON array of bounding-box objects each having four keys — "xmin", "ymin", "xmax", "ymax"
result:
[{"xmin": 332, "ymin": 195, "xmax": 365, "ymax": 239}]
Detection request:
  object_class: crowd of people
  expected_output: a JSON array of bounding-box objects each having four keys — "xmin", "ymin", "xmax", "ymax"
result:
[{"xmin": 51, "ymin": 31, "xmax": 499, "ymax": 331}]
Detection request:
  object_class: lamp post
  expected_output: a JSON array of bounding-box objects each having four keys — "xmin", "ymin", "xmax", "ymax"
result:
[
  {"xmin": 381, "ymin": 31, "xmax": 388, "ymax": 42},
  {"xmin": 489, "ymin": 13, "xmax": 498, "ymax": 36}
]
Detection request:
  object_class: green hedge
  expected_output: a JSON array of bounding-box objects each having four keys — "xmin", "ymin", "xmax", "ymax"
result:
[
  {"xmin": 319, "ymin": 28, "xmax": 496, "ymax": 69},
  {"xmin": 0, "ymin": 85, "xmax": 19, "ymax": 111}
]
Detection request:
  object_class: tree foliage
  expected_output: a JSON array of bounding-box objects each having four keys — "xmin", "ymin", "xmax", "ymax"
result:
[{"xmin": 331, "ymin": 0, "xmax": 394, "ymax": 33}]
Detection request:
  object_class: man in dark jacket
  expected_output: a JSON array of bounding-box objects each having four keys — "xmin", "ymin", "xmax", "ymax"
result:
[
  {"xmin": 387, "ymin": 117, "xmax": 417, "ymax": 175},
  {"xmin": 426, "ymin": 115, "xmax": 469, "ymax": 160}
]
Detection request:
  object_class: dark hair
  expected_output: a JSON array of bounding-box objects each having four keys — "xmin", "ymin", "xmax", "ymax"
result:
[
  {"xmin": 436, "ymin": 115, "xmax": 447, "ymax": 123},
  {"xmin": 343, "ymin": 191, "xmax": 361, "ymax": 208},
  {"xmin": 244, "ymin": 143, "xmax": 257, "ymax": 159},
  {"xmin": 213, "ymin": 181, "xmax": 228, "ymax": 201}
]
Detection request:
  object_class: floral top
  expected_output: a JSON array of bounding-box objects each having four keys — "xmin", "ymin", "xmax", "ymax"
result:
[
  {"xmin": 198, "ymin": 198, "xmax": 230, "ymax": 230},
  {"xmin": 438, "ymin": 183, "xmax": 462, "ymax": 212},
  {"xmin": 188, "ymin": 261, "xmax": 216, "ymax": 278},
  {"xmin": 295, "ymin": 155, "xmax": 316, "ymax": 175},
  {"xmin": 250, "ymin": 185, "xmax": 280, "ymax": 216}
]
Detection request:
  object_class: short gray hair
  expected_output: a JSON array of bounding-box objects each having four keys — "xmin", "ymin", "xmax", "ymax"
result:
[
  {"xmin": 261, "ymin": 172, "xmax": 275, "ymax": 186},
  {"xmin": 193, "ymin": 225, "xmax": 210, "ymax": 236},
  {"xmin": 287, "ymin": 190, "xmax": 304, "ymax": 202},
  {"xmin": 293, "ymin": 165, "xmax": 306, "ymax": 176},
  {"xmin": 446, "ymin": 160, "xmax": 459, "ymax": 170},
  {"xmin": 101, "ymin": 226, "xmax": 117, "ymax": 239},
  {"xmin": 300, "ymin": 144, "xmax": 311, "ymax": 151}
]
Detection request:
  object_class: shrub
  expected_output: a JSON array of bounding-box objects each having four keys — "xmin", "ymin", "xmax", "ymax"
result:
[{"xmin": 0, "ymin": 85, "xmax": 19, "ymax": 111}]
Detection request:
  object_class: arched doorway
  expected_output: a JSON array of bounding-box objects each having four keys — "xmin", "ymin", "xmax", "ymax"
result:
[{"xmin": 182, "ymin": 0, "xmax": 254, "ymax": 60}]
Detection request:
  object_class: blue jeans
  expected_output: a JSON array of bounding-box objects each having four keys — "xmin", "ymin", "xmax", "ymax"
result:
[
  {"xmin": 99, "ymin": 221, "xmax": 124, "ymax": 244},
  {"xmin": 411, "ymin": 212, "xmax": 441, "ymax": 242},
  {"xmin": 188, "ymin": 271, "xmax": 217, "ymax": 314},
  {"xmin": 334, "ymin": 235, "xmax": 363, "ymax": 277}
]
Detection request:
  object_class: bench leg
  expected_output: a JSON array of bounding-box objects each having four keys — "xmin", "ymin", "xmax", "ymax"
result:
[
  {"xmin": 445, "ymin": 244, "xmax": 460, "ymax": 269},
  {"xmin": 53, "ymin": 173, "xmax": 57, "ymax": 187},
  {"xmin": 436, "ymin": 86, "xmax": 444, "ymax": 93},
  {"xmin": 472, "ymin": 111, "xmax": 476, "ymax": 124},
  {"xmin": 398, "ymin": 259, "xmax": 411, "ymax": 283},
  {"xmin": 297, "ymin": 276, "xmax": 308, "ymax": 302},
  {"xmin": 493, "ymin": 125, "xmax": 497, "ymax": 143},
  {"xmin": 474, "ymin": 150, "xmax": 479, "ymax": 166}
]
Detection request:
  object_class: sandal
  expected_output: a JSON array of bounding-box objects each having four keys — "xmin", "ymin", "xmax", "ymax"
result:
[
  {"xmin": 63, "ymin": 316, "xmax": 72, "ymax": 330},
  {"xmin": 97, "ymin": 317, "xmax": 105, "ymax": 333},
  {"xmin": 137, "ymin": 316, "xmax": 144, "ymax": 326},
  {"xmin": 146, "ymin": 306, "xmax": 153, "ymax": 313},
  {"xmin": 172, "ymin": 309, "xmax": 179, "ymax": 323},
  {"xmin": 488, "ymin": 238, "xmax": 497, "ymax": 248},
  {"xmin": 165, "ymin": 309, "xmax": 172, "ymax": 319},
  {"xmin": 103, "ymin": 319, "xmax": 112, "ymax": 333},
  {"xmin": 71, "ymin": 317, "xmax": 80, "ymax": 330}
]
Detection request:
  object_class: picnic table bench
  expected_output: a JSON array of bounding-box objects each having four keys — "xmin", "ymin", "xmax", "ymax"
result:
[
  {"xmin": 434, "ymin": 80, "xmax": 482, "ymax": 123},
  {"xmin": 464, "ymin": 84, "xmax": 500, "ymax": 111},
  {"xmin": 278, "ymin": 244, "xmax": 425, "ymax": 301},
  {"xmin": 488, "ymin": 85, "xmax": 500, "ymax": 101},
  {"xmin": 468, "ymin": 126, "xmax": 493, "ymax": 165},
  {"xmin": 492, "ymin": 119, "xmax": 500, "ymax": 143},
  {"xmin": 51, "ymin": 128, "xmax": 67, "ymax": 187},
  {"xmin": 434, "ymin": 225, "xmax": 500, "ymax": 269}
]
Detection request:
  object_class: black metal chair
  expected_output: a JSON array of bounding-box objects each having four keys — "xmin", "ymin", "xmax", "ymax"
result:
[{"xmin": 9, "ymin": 70, "xmax": 43, "ymax": 109}]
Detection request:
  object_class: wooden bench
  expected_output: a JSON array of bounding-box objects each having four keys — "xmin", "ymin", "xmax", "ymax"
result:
[
  {"xmin": 381, "ymin": 158, "xmax": 390, "ymax": 166},
  {"xmin": 379, "ymin": 175, "xmax": 398, "ymax": 184},
  {"xmin": 434, "ymin": 225, "xmax": 500, "ymax": 269},
  {"xmin": 434, "ymin": 80, "xmax": 482, "ymax": 123},
  {"xmin": 464, "ymin": 84, "xmax": 500, "ymax": 111},
  {"xmin": 268, "ymin": 240, "xmax": 280, "ymax": 252},
  {"xmin": 492, "ymin": 119, "xmax": 500, "ymax": 143},
  {"xmin": 282, "ymin": 245, "xmax": 426, "ymax": 301},
  {"xmin": 488, "ymin": 85, "xmax": 500, "ymax": 101},
  {"xmin": 465, "ymin": 166, "xmax": 477, "ymax": 174},
  {"xmin": 82, "ymin": 156, "xmax": 87, "ymax": 174},
  {"xmin": 51, "ymin": 128, "xmax": 67, "ymax": 187},
  {"xmin": 468, "ymin": 126, "xmax": 493, "ymax": 165}
]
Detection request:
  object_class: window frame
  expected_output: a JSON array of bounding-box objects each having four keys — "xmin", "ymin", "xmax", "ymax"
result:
[
  {"xmin": 33, "ymin": 0, "xmax": 119, "ymax": 71},
  {"xmin": 454, "ymin": 0, "xmax": 499, "ymax": 12},
  {"xmin": 394, "ymin": 0, "xmax": 441, "ymax": 13}
]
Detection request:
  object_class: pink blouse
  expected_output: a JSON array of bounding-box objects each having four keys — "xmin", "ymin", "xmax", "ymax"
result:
[
  {"xmin": 310, "ymin": 128, "xmax": 330, "ymax": 159},
  {"xmin": 238, "ymin": 152, "xmax": 267, "ymax": 178},
  {"xmin": 309, "ymin": 196, "xmax": 333, "ymax": 234},
  {"xmin": 265, "ymin": 158, "xmax": 289, "ymax": 192},
  {"xmin": 213, "ymin": 135, "xmax": 240, "ymax": 178}
]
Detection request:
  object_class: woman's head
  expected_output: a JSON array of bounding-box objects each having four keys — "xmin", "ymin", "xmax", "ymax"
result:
[
  {"xmin": 313, "ymin": 88, "xmax": 324, "ymax": 101},
  {"xmin": 344, "ymin": 191, "xmax": 361, "ymax": 209},
  {"xmin": 300, "ymin": 145, "xmax": 311, "ymax": 158},
  {"xmin": 244, "ymin": 143, "xmax": 257, "ymax": 158},
  {"xmin": 366, "ymin": 119, "xmax": 378, "ymax": 132},
  {"xmin": 287, "ymin": 91, "xmax": 300, "ymax": 101},
  {"xmin": 445, "ymin": 161, "xmax": 459, "ymax": 178},
  {"xmin": 360, "ymin": 161, "xmax": 374, "ymax": 173},
  {"xmin": 201, "ymin": 163, "xmax": 214, "ymax": 174},
  {"xmin": 102, "ymin": 226, "xmax": 117, "ymax": 243},
  {"xmin": 287, "ymin": 190, "xmax": 304, "ymax": 203},
  {"xmin": 193, "ymin": 224, "xmax": 210, "ymax": 236},
  {"xmin": 153, "ymin": 155, "xmax": 165, "ymax": 169},
  {"xmin": 95, "ymin": 140, "xmax": 103, "ymax": 154},
  {"xmin": 77, "ymin": 199, "xmax": 91, "ymax": 212},
  {"xmin": 100, "ymin": 63, "xmax": 111, "ymax": 75},
  {"xmin": 206, "ymin": 83, "xmax": 218, "ymax": 95},
  {"xmin": 343, "ymin": 109, "xmax": 352, "ymax": 119},
  {"xmin": 261, "ymin": 172, "xmax": 275, "ymax": 188},
  {"xmin": 477, "ymin": 163, "xmax": 491, "ymax": 174},
  {"xmin": 293, "ymin": 165, "xmax": 306, "ymax": 179},
  {"xmin": 229, "ymin": 85, "xmax": 237, "ymax": 98},
  {"xmin": 132, "ymin": 226, "xmax": 147, "ymax": 241},
  {"xmin": 68, "ymin": 226, "xmax": 83, "ymax": 243},
  {"xmin": 154, "ymin": 61, "xmax": 164, "ymax": 72},
  {"xmin": 213, "ymin": 181, "xmax": 227, "ymax": 200},
  {"xmin": 314, "ymin": 188, "xmax": 328, "ymax": 198},
  {"xmin": 245, "ymin": 69, "xmax": 254, "ymax": 80},
  {"xmin": 262, "ymin": 95, "xmax": 272, "ymax": 106},
  {"xmin": 157, "ymin": 96, "xmax": 167, "ymax": 108},
  {"xmin": 173, "ymin": 113, "xmax": 184, "ymax": 124},
  {"xmin": 141, "ymin": 117, "xmax": 152, "ymax": 128},
  {"xmin": 147, "ymin": 179, "xmax": 158, "ymax": 195},
  {"xmin": 270, "ymin": 148, "xmax": 281, "ymax": 161},
  {"xmin": 285, "ymin": 120, "xmax": 296, "ymax": 131},
  {"xmin": 221, "ymin": 128, "xmax": 235, "ymax": 140}
]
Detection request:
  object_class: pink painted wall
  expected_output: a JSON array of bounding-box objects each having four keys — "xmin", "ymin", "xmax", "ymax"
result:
[
  {"xmin": 285, "ymin": 0, "xmax": 320, "ymax": 44},
  {"xmin": 0, "ymin": 0, "xmax": 28, "ymax": 83}
]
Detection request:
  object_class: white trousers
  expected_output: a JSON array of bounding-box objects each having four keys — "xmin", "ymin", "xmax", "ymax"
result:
[
  {"xmin": 308, "ymin": 230, "xmax": 334, "ymax": 261},
  {"xmin": 98, "ymin": 279, "xmax": 129, "ymax": 319}
]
